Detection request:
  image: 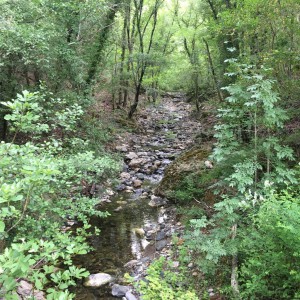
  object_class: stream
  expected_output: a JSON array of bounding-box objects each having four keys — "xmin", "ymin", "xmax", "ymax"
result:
[{"xmin": 73, "ymin": 94, "xmax": 202, "ymax": 299}]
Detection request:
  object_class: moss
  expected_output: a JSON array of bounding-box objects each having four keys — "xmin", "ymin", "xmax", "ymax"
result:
[{"xmin": 155, "ymin": 146, "xmax": 212, "ymax": 201}]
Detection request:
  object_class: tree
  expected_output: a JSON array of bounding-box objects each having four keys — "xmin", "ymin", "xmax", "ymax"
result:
[{"xmin": 128, "ymin": 0, "xmax": 163, "ymax": 118}]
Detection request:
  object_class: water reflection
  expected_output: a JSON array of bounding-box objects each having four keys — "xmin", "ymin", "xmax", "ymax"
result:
[{"xmin": 73, "ymin": 192, "xmax": 158, "ymax": 299}]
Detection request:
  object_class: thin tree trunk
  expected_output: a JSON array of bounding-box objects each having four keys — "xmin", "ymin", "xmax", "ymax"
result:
[
  {"xmin": 203, "ymin": 38, "xmax": 224, "ymax": 102},
  {"xmin": 231, "ymin": 224, "xmax": 240, "ymax": 298},
  {"xmin": 118, "ymin": 8, "xmax": 128, "ymax": 106},
  {"xmin": 128, "ymin": 81, "xmax": 142, "ymax": 118}
]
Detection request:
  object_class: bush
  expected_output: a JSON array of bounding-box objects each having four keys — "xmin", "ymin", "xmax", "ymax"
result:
[
  {"xmin": 0, "ymin": 90, "xmax": 120, "ymax": 298},
  {"xmin": 132, "ymin": 257, "xmax": 199, "ymax": 300},
  {"xmin": 239, "ymin": 190, "xmax": 300, "ymax": 299}
]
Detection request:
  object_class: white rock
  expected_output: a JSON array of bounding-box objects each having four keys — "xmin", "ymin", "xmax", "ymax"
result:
[
  {"xmin": 172, "ymin": 261, "xmax": 180, "ymax": 268},
  {"xmin": 204, "ymin": 160, "xmax": 213, "ymax": 169},
  {"xmin": 83, "ymin": 273, "xmax": 114, "ymax": 287}
]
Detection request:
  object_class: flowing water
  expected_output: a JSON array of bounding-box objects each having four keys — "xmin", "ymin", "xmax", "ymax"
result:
[{"xmin": 72, "ymin": 96, "xmax": 201, "ymax": 299}]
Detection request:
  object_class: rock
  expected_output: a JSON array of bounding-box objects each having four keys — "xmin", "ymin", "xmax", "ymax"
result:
[
  {"xmin": 114, "ymin": 206, "xmax": 123, "ymax": 212},
  {"xmin": 133, "ymin": 228, "xmax": 145, "ymax": 237},
  {"xmin": 137, "ymin": 152, "xmax": 148, "ymax": 156},
  {"xmin": 204, "ymin": 160, "xmax": 213, "ymax": 169},
  {"xmin": 126, "ymin": 291, "xmax": 138, "ymax": 300},
  {"xmin": 126, "ymin": 152, "xmax": 138, "ymax": 160},
  {"xmin": 136, "ymin": 173, "xmax": 145, "ymax": 180},
  {"xmin": 155, "ymin": 231, "xmax": 166, "ymax": 241},
  {"xmin": 116, "ymin": 201, "xmax": 127, "ymax": 205},
  {"xmin": 120, "ymin": 172, "xmax": 131, "ymax": 180},
  {"xmin": 133, "ymin": 179, "xmax": 143, "ymax": 188},
  {"xmin": 124, "ymin": 260, "xmax": 138, "ymax": 268},
  {"xmin": 154, "ymin": 160, "xmax": 161, "ymax": 166},
  {"xmin": 148, "ymin": 195, "xmax": 166, "ymax": 207},
  {"xmin": 154, "ymin": 146, "xmax": 213, "ymax": 201},
  {"xmin": 156, "ymin": 239, "xmax": 168, "ymax": 251},
  {"xmin": 106, "ymin": 189, "xmax": 115, "ymax": 196},
  {"xmin": 172, "ymin": 261, "xmax": 180, "ymax": 268},
  {"xmin": 129, "ymin": 158, "xmax": 146, "ymax": 168},
  {"xmin": 116, "ymin": 145, "xmax": 128, "ymax": 152},
  {"xmin": 112, "ymin": 284, "xmax": 130, "ymax": 297},
  {"xmin": 83, "ymin": 273, "xmax": 114, "ymax": 287},
  {"xmin": 17, "ymin": 280, "xmax": 45, "ymax": 300},
  {"xmin": 116, "ymin": 184, "xmax": 127, "ymax": 191}
]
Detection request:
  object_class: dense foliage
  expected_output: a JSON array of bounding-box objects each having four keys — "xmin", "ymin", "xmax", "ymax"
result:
[{"xmin": 1, "ymin": 0, "xmax": 300, "ymax": 299}]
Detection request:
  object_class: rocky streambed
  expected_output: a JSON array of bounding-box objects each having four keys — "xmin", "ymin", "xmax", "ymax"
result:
[{"xmin": 74, "ymin": 94, "xmax": 204, "ymax": 299}]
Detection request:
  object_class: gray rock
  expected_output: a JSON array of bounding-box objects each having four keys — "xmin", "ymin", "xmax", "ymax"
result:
[
  {"xmin": 126, "ymin": 152, "xmax": 138, "ymax": 160},
  {"xmin": 148, "ymin": 195, "xmax": 166, "ymax": 207},
  {"xmin": 112, "ymin": 284, "xmax": 130, "ymax": 297},
  {"xmin": 136, "ymin": 173, "xmax": 145, "ymax": 180},
  {"xmin": 172, "ymin": 261, "xmax": 180, "ymax": 268},
  {"xmin": 156, "ymin": 239, "xmax": 168, "ymax": 251},
  {"xmin": 17, "ymin": 280, "xmax": 45, "ymax": 300},
  {"xmin": 124, "ymin": 259, "xmax": 138, "ymax": 268},
  {"xmin": 116, "ymin": 184, "xmax": 126, "ymax": 191},
  {"xmin": 116, "ymin": 145, "xmax": 128, "ymax": 152},
  {"xmin": 83, "ymin": 273, "xmax": 114, "ymax": 287},
  {"xmin": 155, "ymin": 231, "xmax": 166, "ymax": 241},
  {"xmin": 126, "ymin": 291, "xmax": 138, "ymax": 300}
]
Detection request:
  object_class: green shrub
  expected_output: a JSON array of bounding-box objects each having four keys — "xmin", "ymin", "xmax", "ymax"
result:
[
  {"xmin": 0, "ymin": 90, "xmax": 120, "ymax": 298},
  {"xmin": 131, "ymin": 257, "xmax": 199, "ymax": 300},
  {"xmin": 239, "ymin": 190, "xmax": 300, "ymax": 299}
]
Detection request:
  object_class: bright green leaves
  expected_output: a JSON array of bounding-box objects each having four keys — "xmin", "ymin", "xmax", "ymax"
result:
[
  {"xmin": 239, "ymin": 190, "xmax": 300, "ymax": 299},
  {"xmin": 0, "ymin": 237, "xmax": 91, "ymax": 299},
  {"xmin": 2, "ymin": 90, "xmax": 48, "ymax": 134},
  {"xmin": 213, "ymin": 64, "xmax": 295, "ymax": 192},
  {"xmin": 1, "ymin": 89, "xmax": 85, "ymax": 137}
]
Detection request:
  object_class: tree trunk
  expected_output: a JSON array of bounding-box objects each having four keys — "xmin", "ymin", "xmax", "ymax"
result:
[
  {"xmin": 203, "ymin": 38, "xmax": 223, "ymax": 102},
  {"xmin": 128, "ymin": 82, "xmax": 142, "ymax": 118},
  {"xmin": 118, "ymin": 6, "xmax": 128, "ymax": 106},
  {"xmin": 86, "ymin": 1, "xmax": 120, "ymax": 86}
]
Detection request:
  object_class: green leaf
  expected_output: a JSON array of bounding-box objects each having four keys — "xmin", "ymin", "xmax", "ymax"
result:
[{"xmin": 0, "ymin": 221, "xmax": 5, "ymax": 232}]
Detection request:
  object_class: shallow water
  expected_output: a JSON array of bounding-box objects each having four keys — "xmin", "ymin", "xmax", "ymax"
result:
[{"xmin": 73, "ymin": 190, "xmax": 158, "ymax": 299}]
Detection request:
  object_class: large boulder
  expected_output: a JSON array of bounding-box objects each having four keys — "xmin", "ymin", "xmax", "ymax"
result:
[{"xmin": 154, "ymin": 146, "xmax": 211, "ymax": 200}]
